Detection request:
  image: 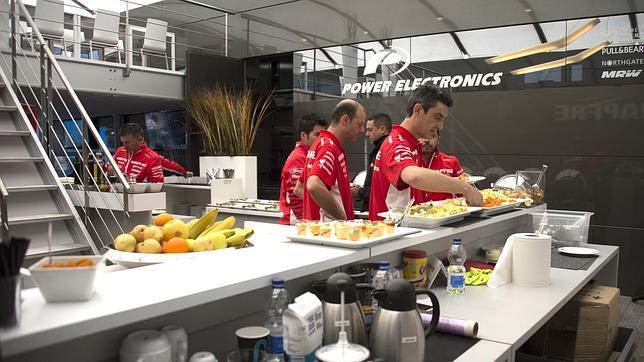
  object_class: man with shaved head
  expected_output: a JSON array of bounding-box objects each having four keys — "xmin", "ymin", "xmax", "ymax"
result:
[{"xmin": 301, "ymin": 99, "xmax": 366, "ymax": 221}]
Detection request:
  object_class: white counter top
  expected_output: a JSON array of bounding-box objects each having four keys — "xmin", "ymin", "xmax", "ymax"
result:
[
  {"xmin": 66, "ymin": 189, "xmax": 166, "ymax": 212},
  {"xmin": 216, "ymin": 206, "xmax": 283, "ymax": 218},
  {"xmin": 162, "ymin": 183, "xmax": 210, "ymax": 190},
  {"xmin": 426, "ymin": 243, "xmax": 618, "ymax": 355}
]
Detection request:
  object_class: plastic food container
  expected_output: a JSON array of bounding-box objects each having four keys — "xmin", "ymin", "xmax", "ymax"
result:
[
  {"xmin": 26, "ymin": 255, "xmax": 105, "ymax": 302},
  {"xmin": 530, "ymin": 210, "xmax": 594, "ymax": 246}
]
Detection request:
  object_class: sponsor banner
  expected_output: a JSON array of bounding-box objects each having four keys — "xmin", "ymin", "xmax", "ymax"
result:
[{"xmin": 342, "ymin": 73, "xmax": 503, "ymax": 95}]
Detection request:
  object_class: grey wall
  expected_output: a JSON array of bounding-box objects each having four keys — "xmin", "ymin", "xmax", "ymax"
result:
[{"xmin": 294, "ymin": 83, "xmax": 644, "ymax": 296}]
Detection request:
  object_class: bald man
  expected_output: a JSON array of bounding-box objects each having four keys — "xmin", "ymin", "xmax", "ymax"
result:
[{"xmin": 301, "ymin": 99, "xmax": 366, "ymax": 221}]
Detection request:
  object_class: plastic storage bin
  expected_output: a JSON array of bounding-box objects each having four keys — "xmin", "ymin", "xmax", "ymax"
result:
[{"xmin": 530, "ymin": 210, "xmax": 593, "ymax": 246}]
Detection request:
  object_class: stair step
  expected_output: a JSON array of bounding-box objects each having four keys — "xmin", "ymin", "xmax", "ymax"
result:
[
  {"xmin": 0, "ymin": 130, "xmax": 30, "ymax": 136},
  {"xmin": 0, "ymin": 105, "xmax": 18, "ymax": 112},
  {"xmin": 5, "ymin": 184, "xmax": 59, "ymax": 192},
  {"xmin": 7, "ymin": 213, "xmax": 74, "ymax": 225},
  {"xmin": 0, "ymin": 156, "xmax": 44, "ymax": 163},
  {"xmin": 26, "ymin": 243, "xmax": 91, "ymax": 259}
]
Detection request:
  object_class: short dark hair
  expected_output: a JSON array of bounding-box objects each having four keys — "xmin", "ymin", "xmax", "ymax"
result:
[
  {"xmin": 119, "ymin": 123, "xmax": 144, "ymax": 138},
  {"xmin": 368, "ymin": 113, "xmax": 392, "ymax": 133},
  {"xmin": 297, "ymin": 113, "xmax": 328, "ymax": 136},
  {"xmin": 330, "ymin": 100, "xmax": 361, "ymax": 125},
  {"xmin": 405, "ymin": 84, "xmax": 454, "ymax": 117}
]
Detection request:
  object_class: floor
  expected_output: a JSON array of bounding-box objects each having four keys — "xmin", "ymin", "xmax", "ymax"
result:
[{"xmin": 620, "ymin": 296, "xmax": 643, "ymax": 361}]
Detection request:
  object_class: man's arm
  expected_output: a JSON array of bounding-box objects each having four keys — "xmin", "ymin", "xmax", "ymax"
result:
[
  {"xmin": 159, "ymin": 155, "xmax": 187, "ymax": 175},
  {"xmin": 294, "ymin": 180, "xmax": 304, "ymax": 198},
  {"xmin": 306, "ymin": 175, "xmax": 347, "ymax": 220},
  {"xmin": 400, "ymin": 166, "xmax": 483, "ymax": 206}
]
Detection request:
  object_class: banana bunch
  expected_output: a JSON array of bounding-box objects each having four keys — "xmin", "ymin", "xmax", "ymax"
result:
[
  {"xmin": 187, "ymin": 208, "xmax": 219, "ymax": 239},
  {"xmin": 188, "ymin": 212, "xmax": 254, "ymax": 250}
]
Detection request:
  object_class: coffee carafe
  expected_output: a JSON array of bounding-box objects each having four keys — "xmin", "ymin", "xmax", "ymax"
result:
[
  {"xmin": 312, "ymin": 272, "xmax": 372, "ymax": 347},
  {"xmin": 369, "ymin": 279, "xmax": 440, "ymax": 362}
]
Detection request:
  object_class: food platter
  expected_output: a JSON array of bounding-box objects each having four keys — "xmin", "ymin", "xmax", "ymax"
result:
[
  {"xmin": 470, "ymin": 189, "xmax": 527, "ymax": 217},
  {"xmin": 381, "ymin": 199, "xmax": 482, "ymax": 228},
  {"xmin": 287, "ymin": 226, "xmax": 420, "ymax": 249},
  {"xmin": 474, "ymin": 198, "xmax": 527, "ymax": 217},
  {"xmin": 103, "ymin": 245, "xmax": 236, "ymax": 268}
]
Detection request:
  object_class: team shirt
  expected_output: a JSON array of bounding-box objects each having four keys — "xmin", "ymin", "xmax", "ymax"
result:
[
  {"xmin": 301, "ymin": 130, "xmax": 354, "ymax": 221},
  {"xmin": 423, "ymin": 150, "xmax": 464, "ymax": 201},
  {"xmin": 278, "ymin": 142, "xmax": 309, "ymax": 225},
  {"xmin": 112, "ymin": 144, "xmax": 164, "ymax": 183},
  {"xmin": 369, "ymin": 125, "xmax": 425, "ymax": 220}
]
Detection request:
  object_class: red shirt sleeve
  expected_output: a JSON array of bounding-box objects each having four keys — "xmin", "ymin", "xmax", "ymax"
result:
[
  {"xmin": 160, "ymin": 156, "xmax": 186, "ymax": 175},
  {"xmin": 146, "ymin": 156, "xmax": 164, "ymax": 183},
  {"xmin": 309, "ymin": 145, "xmax": 339, "ymax": 189},
  {"xmin": 453, "ymin": 158, "xmax": 464, "ymax": 177},
  {"xmin": 383, "ymin": 141, "xmax": 418, "ymax": 191}
]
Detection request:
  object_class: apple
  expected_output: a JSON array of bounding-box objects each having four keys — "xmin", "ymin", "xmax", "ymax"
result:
[
  {"xmin": 130, "ymin": 224, "xmax": 148, "ymax": 243},
  {"xmin": 143, "ymin": 226, "xmax": 163, "ymax": 241},
  {"xmin": 136, "ymin": 239, "xmax": 162, "ymax": 253},
  {"xmin": 208, "ymin": 233, "xmax": 227, "ymax": 250},
  {"xmin": 162, "ymin": 220, "xmax": 189, "ymax": 241},
  {"xmin": 186, "ymin": 239, "xmax": 195, "ymax": 252},
  {"xmin": 114, "ymin": 233, "xmax": 137, "ymax": 252},
  {"xmin": 193, "ymin": 237, "xmax": 213, "ymax": 252}
]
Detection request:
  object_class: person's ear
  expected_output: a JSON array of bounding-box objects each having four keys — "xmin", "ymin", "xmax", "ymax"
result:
[
  {"xmin": 300, "ymin": 131, "xmax": 307, "ymax": 141},
  {"xmin": 414, "ymin": 103, "xmax": 423, "ymax": 114}
]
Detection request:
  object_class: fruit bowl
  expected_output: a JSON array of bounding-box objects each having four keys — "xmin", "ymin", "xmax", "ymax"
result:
[
  {"xmin": 26, "ymin": 255, "xmax": 105, "ymax": 302},
  {"xmin": 103, "ymin": 245, "xmax": 237, "ymax": 268}
]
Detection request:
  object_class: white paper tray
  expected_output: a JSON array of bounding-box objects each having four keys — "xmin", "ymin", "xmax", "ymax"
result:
[
  {"xmin": 472, "ymin": 199, "xmax": 527, "ymax": 217},
  {"xmin": 104, "ymin": 246, "xmax": 236, "ymax": 268},
  {"xmin": 287, "ymin": 227, "xmax": 420, "ymax": 249},
  {"xmin": 381, "ymin": 207, "xmax": 482, "ymax": 228}
]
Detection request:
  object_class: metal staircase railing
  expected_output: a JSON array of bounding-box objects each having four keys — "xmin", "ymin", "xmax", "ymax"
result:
[
  {"xmin": 0, "ymin": 176, "xmax": 8, "ymax": 242},
  {"xmin": 0, "ymin": 0, "xmax": 135, "ymax": 252}
]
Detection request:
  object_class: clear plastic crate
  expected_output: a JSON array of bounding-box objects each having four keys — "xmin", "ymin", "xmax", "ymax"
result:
[{"xmin": 530, "ymin": 210, "xmax": 594, "ymax": 246}]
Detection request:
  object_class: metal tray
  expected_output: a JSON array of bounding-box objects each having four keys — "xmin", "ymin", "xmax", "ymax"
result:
[{"xmin": 287, "ymin": 227, "xmax": 420, "ymax": 249}]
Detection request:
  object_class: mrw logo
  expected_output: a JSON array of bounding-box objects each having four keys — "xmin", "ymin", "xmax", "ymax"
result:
[{"xmin": 363, "ymin": 47, "xmax": 411, "ymax": 76}]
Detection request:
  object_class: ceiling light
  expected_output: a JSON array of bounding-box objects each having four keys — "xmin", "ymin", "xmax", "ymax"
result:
[
  {"xmin": 301, "ymin": 38, "xmax": 308, "ymax": 42},
  {"xmin": 525, "ymin": 8, "xmax": 532, "ymax": 13},
  {"xmin": 437, "ymin": 17, "xmax": 443, "ymax": 21},
  {"xmin": 363, "ymin": 31, "xmax": 369, "ymax": 34},
  {"xmin": 486, "ymin": 18, "xmax": 601, "ymax": 64},
  {"xmin": 511, "ymin": 40, "xmax": 610, "ymax": 75}
]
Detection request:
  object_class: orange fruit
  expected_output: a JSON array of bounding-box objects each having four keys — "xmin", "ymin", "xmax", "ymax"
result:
[
  {"xmin": 154, "ymin": 213, "xmax": 174, "ymax": 226},
  {"xmin": 162, "ymin": 237, "xmax": 189, "ymax": 253}
]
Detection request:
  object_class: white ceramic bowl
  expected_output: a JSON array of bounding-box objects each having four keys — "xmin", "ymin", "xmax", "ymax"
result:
[
  {"xmin": 146, "ymin": 183, "xmax": 163, "ymax": 192},
  {"xmin": 28, "ymin": 255, "xmax": 105, "ymax": 302}
]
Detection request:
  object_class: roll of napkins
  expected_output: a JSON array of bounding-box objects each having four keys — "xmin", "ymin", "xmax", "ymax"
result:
[{"xmin": 488, "ymin": 233, "xmax": 551, "ymax": 288}]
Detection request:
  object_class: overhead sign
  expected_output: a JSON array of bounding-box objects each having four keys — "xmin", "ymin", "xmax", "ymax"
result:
[
  {"xmin": 363, "ymin": 47, "xmax": 411, "ymax": 77},
  {"xmin": 342, "ymin": 72, "xmax": 503, "ymax": 95}
]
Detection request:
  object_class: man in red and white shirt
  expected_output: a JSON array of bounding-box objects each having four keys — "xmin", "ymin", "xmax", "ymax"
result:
[
  {"xmin": 420, "ymin": 129, "xmax": 464, "ymax": 201},
  {"xmin": 301, "ymin": 100, "xmax": 366, "ymax": 221},
  {"xmin": 279, "ymin": 114, "xmax": 328, "ymax": 225},
  {"xmin": 369, "ymin": 85, "xmax": 482, "ymax": 220},
  {"xmin": 110, "ymin": 123, "xmax": 164, "ymax": 183}
]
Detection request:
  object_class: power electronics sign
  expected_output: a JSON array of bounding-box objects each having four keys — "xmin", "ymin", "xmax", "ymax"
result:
[{"xmin": 342, "ymin": 47, "xmax": 503, "ymax": 95}]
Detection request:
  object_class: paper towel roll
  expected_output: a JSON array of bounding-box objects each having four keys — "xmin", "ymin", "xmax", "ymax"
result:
[{"xmin": 512, "ymin": 233, "xmax": 551, "ymax": 287}]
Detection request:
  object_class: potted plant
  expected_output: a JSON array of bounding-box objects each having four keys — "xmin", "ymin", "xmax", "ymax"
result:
[{"xmin": 186, "ymin": 86, "xmax": 274, "ymax": 199}]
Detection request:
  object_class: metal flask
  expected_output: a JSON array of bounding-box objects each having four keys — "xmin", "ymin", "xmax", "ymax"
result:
[
  {"xmin": 312, "ymin": 272, "xmax": 372, "ymax": 347},
  {"xmin": 369, "ymin": 279, "xmax": 441, "ymax": 362}
]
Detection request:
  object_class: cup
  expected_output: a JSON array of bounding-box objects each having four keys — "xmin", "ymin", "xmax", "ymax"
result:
[
  {"xmin": 226, "ymin": 348, "xmax": 267, "ymax": 362},
  {"xmin": 235, "ymin": 326, "xmax": 269, "ymax": 351},
  {"xmin": 189, "ymin": 351, "xmax": 217, "ymax": 362},
  {"xmin": 161, "ymin": 325, "xmax": 188, "ymax": 362},
  {"xmin": 0, "ymin": 275, "xmax": 20, "ymax": 328}
]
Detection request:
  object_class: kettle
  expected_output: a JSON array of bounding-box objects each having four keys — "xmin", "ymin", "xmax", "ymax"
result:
[
  {"xmin": 369, "ymin": 279, "xmax": 440, "ymax": 362},
  {"xmin": 119, "ymin": 330, "xmax": 172, "ymax": 362},
  {"xmin": 312, "ymin": 272, "xmax": 372, "ymax": 347}
]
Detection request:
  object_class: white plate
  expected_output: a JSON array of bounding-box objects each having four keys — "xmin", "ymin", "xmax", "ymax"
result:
[
  {"xmin": 558, "ymin": 247, "xmax": 599, "ymax": 256},
  {"xmin": 472, "ymin": 198, "xmax": 527, "ymax": 217},
  {"xmin": 381, "ymin": 206, "xmax": 483, "ymax": 228},
  {"xmin": 287, "ymin": 227, "xmax": 420, "ymax": 249},
  {"xmin": 467, "ymin": 176, "xmax": 486, "ymax": 183},
  {"xmin": 104, "ymin": 246, "xmax": 236, "ymax": 268}
]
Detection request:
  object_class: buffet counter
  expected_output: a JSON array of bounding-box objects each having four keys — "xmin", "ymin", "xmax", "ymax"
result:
[{"xmin": 0, "ymin": 206, "xmax": 619, "ymax": 362}]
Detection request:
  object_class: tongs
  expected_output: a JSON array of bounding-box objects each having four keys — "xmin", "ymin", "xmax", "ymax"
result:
[{"xmin": 391, "ymin": 197, "xmax": 415, "ymax": 226}]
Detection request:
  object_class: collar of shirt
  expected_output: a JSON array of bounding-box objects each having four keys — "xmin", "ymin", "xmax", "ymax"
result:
[
  {"xmin": 318, "ymin": 129, "xmax": 345, "ymax": 154},
  {"xmin": 391, "ymin": 125, "xmax": 418, "ymax": 146},
  {"xmin": 295, "ymin": 141, "xmax": 309, "ymax": 152}
]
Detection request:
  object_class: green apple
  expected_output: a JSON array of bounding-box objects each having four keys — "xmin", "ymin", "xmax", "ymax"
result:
[
  {"xmin": 136, "ymin": 239, "xmax": 162, "ymax": 253},
  {"xmin": 114, "ymin": 233, "xmax": 137, "ymax": 252}
]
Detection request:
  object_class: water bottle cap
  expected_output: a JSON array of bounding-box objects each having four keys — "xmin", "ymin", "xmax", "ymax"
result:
[
  {"xmin": 452, "ymin": 238, "xmax": 462, "ymax": 245},
  {"xmin": 271, "ymin": 278, "xmax": 284, "ymax": 288},
  {"xmin": 379, "ymin": 261, "xmax": 390, "ymax": 269}
]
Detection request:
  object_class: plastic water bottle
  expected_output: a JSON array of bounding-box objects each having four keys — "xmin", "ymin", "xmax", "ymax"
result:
[
  {"xmin": 447, "ymin": 238, "xmax": 467, "ymax": 295},
  {"xmin": 265, "ymin": 278, "xmax": 289, "ymax": 361},
  {"xmin": 372, "ymin": 261, "xmax": 400, "ymax": 315}
]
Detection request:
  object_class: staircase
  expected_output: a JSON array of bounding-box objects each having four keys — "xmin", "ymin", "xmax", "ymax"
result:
[{"xmin": 0, "ymin": 68, "xmax": 95, "ymax": 258}]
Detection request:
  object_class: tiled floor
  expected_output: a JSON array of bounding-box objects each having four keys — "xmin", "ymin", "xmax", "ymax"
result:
[{"xmin": 619, "ymin": 296, "xmax": 643, "ymax": 361}]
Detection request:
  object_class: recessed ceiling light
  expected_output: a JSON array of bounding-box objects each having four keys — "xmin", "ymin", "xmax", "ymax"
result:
[
  {"xmin": 437, "ymin": 17, "xmax": 443, "ymax": 21},
  {"xmin": 363, "ymin": 31, "xmax": 369, "ymax": 34},
  {"xmin": 525, "ymin": 8, "xmax": 532, "ymax": 12},
  {"xmin": 301, "ymin": 38, "xmax": 308, "ymax": 42}
]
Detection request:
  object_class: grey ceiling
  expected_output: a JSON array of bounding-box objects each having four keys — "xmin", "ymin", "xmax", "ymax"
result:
[{"xmin": 125, "ymin": 0, "xmax": 644, "ymax": 59}]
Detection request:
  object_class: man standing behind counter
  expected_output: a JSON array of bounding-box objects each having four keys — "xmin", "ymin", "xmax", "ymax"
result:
[
  {"xmin": 302, "ymin": 100, "xmax": 366, "ymax": 221},
  {"xmin": 369, "ymin": 85, "xmax": 482, "ymax": 220},
  {"xmin": 352, "ymin": 113, "xmax": 392, "ymax": 212},
  {"xmin": 420, "ymin": 128, "xmax": 465, "ymax": 201},
  {"xmin": 279, "ymin": 114, "xmax": 328, "ymax": 225}
]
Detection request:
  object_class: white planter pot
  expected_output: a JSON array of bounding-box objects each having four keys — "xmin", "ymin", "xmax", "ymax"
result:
[{"xmin": 199, "ymin": 156, "xmax": 257, "ymax": 199}]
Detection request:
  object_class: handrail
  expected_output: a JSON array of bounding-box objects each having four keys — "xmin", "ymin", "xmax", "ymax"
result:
[
  {"xmin": 14, "ymin": 0, "xmax": 131, "ymax": 192},
  {"xmin": 0, "ymin": 176, "xmax": 9, "ymax": 242}
]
